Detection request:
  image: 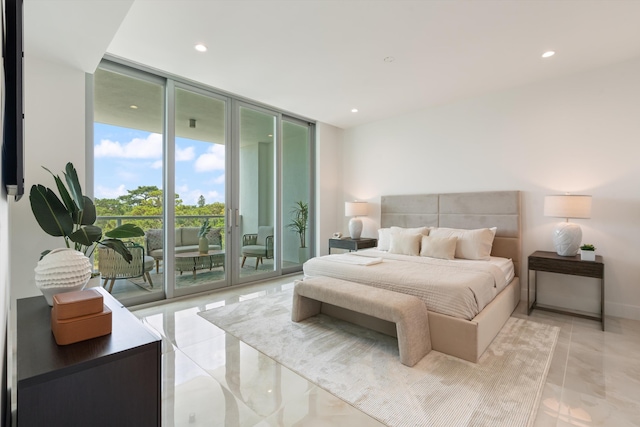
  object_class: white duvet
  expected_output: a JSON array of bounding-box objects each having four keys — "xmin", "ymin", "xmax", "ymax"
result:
[{"xmin": 303, "ymin": 250, "xmax": 513, "ymax": 320}]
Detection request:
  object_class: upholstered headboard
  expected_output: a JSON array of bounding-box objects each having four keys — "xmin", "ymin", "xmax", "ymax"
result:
[{"xmin": 380, "ymin": 191, "xmax": 521, "ymax": 276}]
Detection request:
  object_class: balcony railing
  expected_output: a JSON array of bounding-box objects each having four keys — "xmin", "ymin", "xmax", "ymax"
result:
[{"xmin": 95, "ymin": 214, "xmax": 226, "ymax": 247}]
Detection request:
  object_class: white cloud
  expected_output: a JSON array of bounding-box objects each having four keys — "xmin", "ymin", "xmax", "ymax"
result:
[
  {"xmin": 95, "ymin": 133, "xmax": 163, "ymax": 159},
  {"xmin": 213, "ymin": 174, "xmax": 225, "ymax": 184},
  {"xmin": 95, "ymin": 184, "xmax": 127, "ymax": 199},
  {"xmin": 176, "ymin": 146, "xmax": 195, "ymax": 161},
  {"xmin": 151, "ymin": 160, "xmax": 163, "ymax": 169},
  {"xmin": 195, "ymin": 144, "xmax": 225, "ymax": 172}
]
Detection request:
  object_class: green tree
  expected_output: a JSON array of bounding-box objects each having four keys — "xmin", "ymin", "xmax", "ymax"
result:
[
  {"xmin": 94, "ymin": 198, "xmax": 125, "ymax": 216},
  {"xmin": 197, "ymin": 195, "xmax": 205, "ymax": 207}
]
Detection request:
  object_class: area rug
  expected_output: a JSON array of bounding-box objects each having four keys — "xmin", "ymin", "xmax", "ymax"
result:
[{"xmin": 199, "ymin": 289, "xmax": 558, "ymax": 427}]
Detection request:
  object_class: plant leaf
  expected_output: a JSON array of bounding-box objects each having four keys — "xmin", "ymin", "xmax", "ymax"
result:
[
  {"xmin": 105, "ymin": 223, "xmax": 145, "ymax": 239},
  {"xmin": 63, "ymin": 162, "xmax": 85, "ymax": 211},
  {"xmin": 69, "ymin": 225, "xmax": 102, "ymax": 247},
  {"xmin": 76, "ymin": 196, "xmax": 97, "ymax": 225},
  {"xmin": 44, "ymin": 166, "xmax": 77, "ymax": 216},
  {"xmin": 100, "ymin": 239, "xmax": 133, "ymax": 263},
  {"xmin": 29, "ymin": 184, "xmax": 74, "ymax": 237}
]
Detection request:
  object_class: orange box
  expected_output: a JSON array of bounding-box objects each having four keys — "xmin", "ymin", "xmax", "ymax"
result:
[
  {"xmin": 52, "ymin": 289, "xmax": 104, "ymax": 320},
  {"xmin": 51, "ymin": 305, "xmax": 112, "ymax": 345}
]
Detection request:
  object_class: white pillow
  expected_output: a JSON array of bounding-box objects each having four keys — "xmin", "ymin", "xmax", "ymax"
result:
[
  {"xmin": 389, "ymin": 233, "xmax": 421, "ymax": 256},
  {"xmin": 377, "ymin": 228, "xmax": 392, "ymax": 251},
  {"xmin": 429, "ymin": 227, "xmax": 497, "ymax": 260},
  {"xmin": 390, "ymin": 226, "xmax": 430, "ymax": 236},
  {"xmin": 420, "ymin": 236, "xmax": 457, "ymax": 260}
]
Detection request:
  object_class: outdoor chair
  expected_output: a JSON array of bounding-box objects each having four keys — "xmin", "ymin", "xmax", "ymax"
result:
[
  {"xmin": 98, "ymin": 242, "xmax": 154, "ymax": 293},
  {"xmin": 241, "ymin": 225, "xmax": 274, "ymax": 269}
]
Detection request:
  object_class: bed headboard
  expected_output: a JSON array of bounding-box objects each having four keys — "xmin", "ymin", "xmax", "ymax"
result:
[{"xmin": 380, "ymin": 191, "xmax": 521, "ymax": 276}]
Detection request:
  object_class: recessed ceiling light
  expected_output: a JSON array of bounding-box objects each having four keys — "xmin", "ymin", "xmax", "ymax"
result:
[
  {"xmin": 129, "ymin": 105, "xmax": 138, "ymax": 109},
  {"xmin": 195, "ymin": 44, "xmax": 208, "ymax": 52},
  {"xmin": 351, "ymin": 108, "xmax": 358, "ymax": 113},
  {"xmin": 383, "ymin": 56, "xmax": 395, "ymax": 63},
  {"xmin": 542, "ymin": 51, "xmax": 555, "ymax": 58}
]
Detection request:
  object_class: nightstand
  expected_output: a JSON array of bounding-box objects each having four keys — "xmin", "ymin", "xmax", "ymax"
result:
[
  {"xmin": 328, "ymin": 237, "xmax": 377, "ymax": 254},
  {"xmin": 527, "ymin": 250, "xmax": 605, "ymax": 330}
]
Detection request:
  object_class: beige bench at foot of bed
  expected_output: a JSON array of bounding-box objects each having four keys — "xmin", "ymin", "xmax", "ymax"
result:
[{"xmin": 292, "ymin": 277, "xmax": 431, "ymax": 367}]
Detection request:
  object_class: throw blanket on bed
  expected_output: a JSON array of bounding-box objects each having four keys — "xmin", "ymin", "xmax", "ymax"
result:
[{"xmin": 303, "ymin": 250, "xmax": 507, "ymax": 320}]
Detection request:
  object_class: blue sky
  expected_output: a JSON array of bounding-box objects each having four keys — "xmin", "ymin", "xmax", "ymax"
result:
[{"xmin": 94, "ymin": 123, "xmax": 225, "ymax": 205}]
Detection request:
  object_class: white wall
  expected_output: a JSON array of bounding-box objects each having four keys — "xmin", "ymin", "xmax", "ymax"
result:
[
  {"xmin": 315, "ymin": 123, "xmax": 343, "ymax": 256},
  {"xmin": 9, "ymin": 55, "xmax": 87, "ymax": 301},
  {"xmin": 341, "ymin": 57, "xmax": 640, "ymax": 320}
]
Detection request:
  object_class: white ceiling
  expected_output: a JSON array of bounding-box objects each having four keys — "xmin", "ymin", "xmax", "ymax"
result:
[{"xmin": 25, "ymin": 0, "xmax": 640, "ymax": 129}]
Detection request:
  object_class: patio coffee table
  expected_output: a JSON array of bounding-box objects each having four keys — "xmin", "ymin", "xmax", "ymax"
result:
[{"xmin": 175, "ymin": 250, "xmax": 225, "ymax": 279}]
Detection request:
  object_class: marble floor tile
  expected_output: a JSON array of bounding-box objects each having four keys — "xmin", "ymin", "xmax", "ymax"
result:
[
  {"xmin": 533, "ymin": 383, "xmax": 561, "ymax": 427},
  {"xmin": 140, "ymin": 306, "xmax": 226, "ymax": 348},
  {"xmin": 556, "ymin": 388, "xmax": 640, "ymax": 427},
  {"xmin": 182, "ymin": 334, "xmax": 314, "ymax": 418},
  {"xmin": 162, "ymin": 350, "xmax": 262, "ymax": 427}
]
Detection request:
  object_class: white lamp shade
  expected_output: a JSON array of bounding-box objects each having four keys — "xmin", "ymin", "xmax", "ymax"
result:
[
  {"xmin": 544, "ymin": 195, "xmax": 592, "ymax": 219},
  {"xmin": 345, "ymin": 201, "xmax": 368, "ymax": 217}
]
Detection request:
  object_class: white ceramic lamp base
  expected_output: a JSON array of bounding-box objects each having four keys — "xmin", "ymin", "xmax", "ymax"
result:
[
  {"xmin": 348, "ymin": 217, "xmax": 363, "ymax": 240},
  {"xmin": 552, "ymin": 222, "xmax": 582, "ymax": 256}
]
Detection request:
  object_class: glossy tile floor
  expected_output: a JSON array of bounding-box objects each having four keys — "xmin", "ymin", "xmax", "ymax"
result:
[{"xmin": 132, "ymin": 276, "xmax": 640, "ymax": 427}]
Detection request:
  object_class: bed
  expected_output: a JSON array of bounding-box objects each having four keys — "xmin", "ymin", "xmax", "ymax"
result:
[{"xmin": 302, "ymin": 190, "xmax": 521, "ymax": 362}]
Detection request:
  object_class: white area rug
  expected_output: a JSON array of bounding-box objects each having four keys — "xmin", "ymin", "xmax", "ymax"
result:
[{"xmin": 199, "ymin": 289, "xmax": 558, "ymax": 427}]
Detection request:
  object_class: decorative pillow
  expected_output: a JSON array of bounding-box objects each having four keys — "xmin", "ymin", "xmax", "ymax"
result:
[
  {"xmin": 429, "ymin": 227, "xmax": 497, "ymax": 260},
  {"xmin": 390, "ymin": 226, "xmax": 430, "ymax": 236},
  {"xmin": 206, "ymin": 228, "xmax": 222, "ymax": 246},
  {"xmin": 420, "ymin": 236, "xmax": 457, "ymax": 260},
  {"xmin": 145, "ymin": 229, "xmax": 163, "ymax": 251},
  {"xmin": 377, "ymin": 228, "xmax": 392, "ymax": 251},
  {"xmin": 389, "ymin": 233, "xmax": 421, "ymax": 256}
]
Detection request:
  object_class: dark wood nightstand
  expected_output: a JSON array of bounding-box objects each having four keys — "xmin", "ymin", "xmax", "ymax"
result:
[
  {"xmin": 328, "ymin": 237, "xmax": 377, "ymax": 254},
  {"xmin": 527, "ymin": 250, "xmax": 605, "ymax": 330}
]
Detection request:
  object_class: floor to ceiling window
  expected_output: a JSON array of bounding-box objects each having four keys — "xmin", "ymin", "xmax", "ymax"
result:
[
  {"xmin": 91, "ymin": 59, "xmax": 314, "ymax": 305},
  {"xmin": 282, "ymin": 118, "xmax": 312, "ymax": 272},
  {"xmin": 172, "ymin": 86, "xmax": 229, "ymax": 297},
  {"xmin": 93, "ymin": 65, "xmax": 166, "ymax": 305}
]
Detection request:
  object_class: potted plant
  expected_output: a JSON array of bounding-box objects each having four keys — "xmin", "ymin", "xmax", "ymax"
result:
[
  {"xmin": 580, "ymin": 244, "xmax": 596, "ymax": 261},
  {"xmin": 287, "ymin": 201, "xmax": 309, "ymax": 263},
  {"xmin": 198, "ymin": 218, "xmax": 212, "ymax": 254},
  {"xmin": 30, "ymin": 162, "xmax": 144, "ymax": 304}
]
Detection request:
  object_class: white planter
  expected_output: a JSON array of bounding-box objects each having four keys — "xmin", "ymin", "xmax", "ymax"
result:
[
  {"xmin": 580, "ymin": 250, "xmax": 596, "ymax": 261},
  {"xmin": 34, "ymin": 248, "xmax": 92, "ymax": 306},
  {"xmin": 298, "ymin": 247, "xmax": 310, "ymax": 264}
]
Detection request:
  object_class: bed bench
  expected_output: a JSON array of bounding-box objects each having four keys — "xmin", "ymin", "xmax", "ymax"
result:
[{"xmin": 292, "ymin": 277, "xmax": 431, "ymax": 367}]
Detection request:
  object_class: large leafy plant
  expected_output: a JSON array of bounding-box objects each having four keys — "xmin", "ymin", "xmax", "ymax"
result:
[
  {"xmin": 198, "ymin": 218, "xmax": 211, "ymax": 238},
  {"xmin": 287, "ymin": 201, "xmax": 309, "ymax": 248},
  {"xmin": 29, "ymin": 162, "xmax": 144, "ymax": 262}
]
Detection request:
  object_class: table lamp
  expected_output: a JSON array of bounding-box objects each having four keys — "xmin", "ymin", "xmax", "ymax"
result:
[
  {"xmin": 345, "ymin": 201, "xmax": 368, "ymax": 239},
  {"xmin": 544, "ymin": 195, "xmax": 592, "ymax": 256}
]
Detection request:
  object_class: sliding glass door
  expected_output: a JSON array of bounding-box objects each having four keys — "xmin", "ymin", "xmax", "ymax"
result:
[
  {"xmin": 234, "ymin": 103, "xmax": 277, "ymax": 282},
  {"xmin": 282, "ymin": 118, "xmax": 312, "ymax": 272},
  {"xmin": 93, "ymin": 65, "xmax": 166, "ymax": 305},
  {"xmin": 172, "ymin": 86, "xmax": 229, "ymax": 297}
]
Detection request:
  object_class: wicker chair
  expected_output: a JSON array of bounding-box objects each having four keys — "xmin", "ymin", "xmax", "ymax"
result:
[
  {"xmin": 241, "ymin": 226, "xmax": 274, "ymax": 269},
  {"xmin": 98, "ymin": 243, "xmax": 154, "ymax": 293}
]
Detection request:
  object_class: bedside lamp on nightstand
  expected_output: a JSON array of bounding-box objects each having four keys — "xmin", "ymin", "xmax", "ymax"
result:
[
  {"xmin": 544, "ymin": 194, "xmax": 592, "ymax": 256},
  {"xmin": 345, "ymin": 201, "xmax": 368, "ymax": 239}
]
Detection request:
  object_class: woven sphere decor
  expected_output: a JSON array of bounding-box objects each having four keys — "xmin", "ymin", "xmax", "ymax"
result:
[{"xmin": 34, "ymin": 248, "xmax": 92, "ymax": 306}]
